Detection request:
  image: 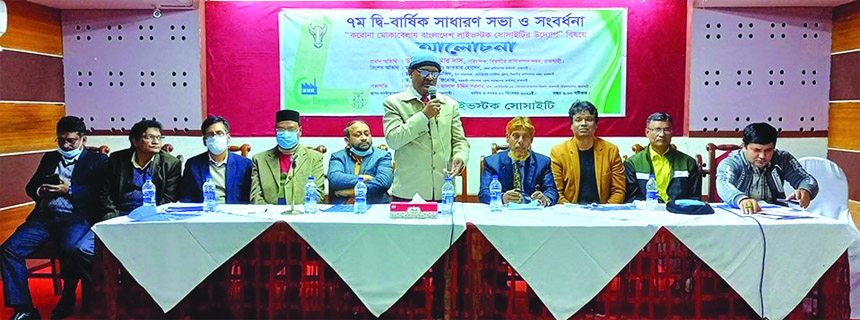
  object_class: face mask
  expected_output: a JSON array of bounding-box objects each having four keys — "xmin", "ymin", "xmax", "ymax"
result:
[
  {"xmin": 351, "ymin": 146, "xmax": 373, "ymax": 157},
  {"xmin": 206, "ymin": 136, "xmax": 229, "ymax": 155},
  {"xmin": 277, "ymin": 130, "xmax": 298, "ymax": 150},
  {"xmin": 58, "ymin": 146, "xmax": 82, "ymax": 159}
]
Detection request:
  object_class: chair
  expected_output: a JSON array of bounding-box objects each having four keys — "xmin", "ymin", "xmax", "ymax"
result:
[
  {"xmin": 228, "ymin": 144, "xmax": 252, "ymax": 158},
  {"xmin": 782, "ymin": 157, "xmax": 860, "ymax": 317},
  {"xmin": 704, "ymin": 143, "xmax": 741, "ymax": 203},
  {"xmin": 161, "ymin": 143, "xmax": 183, "ymax": 162},
  {"xmin": 309, "ymin": 145, "xmax": 327, "ymax": 154},
  {"xmin": 85, "ymin": 145, "xmax": 111, "ymax": 154}
]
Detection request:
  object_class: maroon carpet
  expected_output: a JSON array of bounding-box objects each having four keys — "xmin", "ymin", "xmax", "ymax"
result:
[{"xmin": 0, "ymin": 266, "xmax": 86, "ymax": 320}]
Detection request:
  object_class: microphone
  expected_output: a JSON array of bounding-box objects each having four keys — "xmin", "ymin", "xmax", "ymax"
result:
[{"xmin": 428, "ymin": 85, "xmax": 438, "ymax": 122}]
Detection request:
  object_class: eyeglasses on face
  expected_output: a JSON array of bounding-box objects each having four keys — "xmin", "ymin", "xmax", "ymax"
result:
[
  {"xmin": 275, "ymin": 128, "xmax": 299, "ymax": 133},
  {"xmin": 417, "ymin": 70, "xmax": 441, "ymax": 78},
  {"xmin": 647, "ymin": 128, "xmax": 673, "ymax": 135},
  {"xmin": 204, "ymin": 131, "xmax": 228, "ymax": 139},
  {"xmin": 140, "ymin": 134, "xmax": 164, "ymax": 141}
]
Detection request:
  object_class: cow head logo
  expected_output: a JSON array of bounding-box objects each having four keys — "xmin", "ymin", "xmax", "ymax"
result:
[{"xmin": 308, "ymin": 23, "xmax": 328, "ymax": 49}]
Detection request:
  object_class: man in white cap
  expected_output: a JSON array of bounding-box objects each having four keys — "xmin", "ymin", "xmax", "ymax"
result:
[{"xmin": 383, "ymin": 49, "xmax": 470, "ymax": 201}]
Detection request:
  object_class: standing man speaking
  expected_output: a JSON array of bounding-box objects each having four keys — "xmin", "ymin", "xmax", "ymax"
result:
[{"xmin": 383, "ymin": 49, "xmax": 470, "ymax": 201}]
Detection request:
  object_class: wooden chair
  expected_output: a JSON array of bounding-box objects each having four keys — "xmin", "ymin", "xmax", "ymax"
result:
[
  {"xmin": 161, "ymin": 143, "xmax": 183, "ymax": 162},
  {"xmin": 26, "ymin": 145, "xmax": 111, "ymax": 295},
  {"xmin": 228, "ymin": 144, "xmax": 252, "ymax": 158},
  {"xmin": 704, "ymin": 143, "xmax": 741, "ymax": 203},
  {"xmin": 308, "ymin": 145, "xmax": 327, "ymax": 154}
]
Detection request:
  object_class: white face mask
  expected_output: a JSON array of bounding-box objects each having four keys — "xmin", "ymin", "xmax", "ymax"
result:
[{"xmin": 205, "ymin": 135, "xmax": 229, "ymax": 155}]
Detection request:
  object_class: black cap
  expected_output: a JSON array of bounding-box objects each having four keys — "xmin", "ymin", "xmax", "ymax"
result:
[{"xmin": 276, "ymin": 109, "xmax": 300, "ymax": 124}]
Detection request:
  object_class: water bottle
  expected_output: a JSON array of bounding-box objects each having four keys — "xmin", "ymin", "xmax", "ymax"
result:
[
  {"xmin": 646, "ymin": 174, "xmax": 659, "ymax": 209},
  {"xmin": 304, "ymin": 177, "xmax": 318, "ymax": 214},
  {"xmin": 354, "ymin": 177, "xmax": 368, "ymax": 214},
  {"xmin": 440, "ymin": 176, "xmax": 455, "ymax": 215},
  {"xmin": 142, "ymin": 176, "xmax": 156, "ymax": 207},
  {"xmin": 489, "ymin": 175, "xmax": 503, "ymax": 212},
  {"xmin": 203, "ymin": 175, "xmax": 217, "ymax": 213}
]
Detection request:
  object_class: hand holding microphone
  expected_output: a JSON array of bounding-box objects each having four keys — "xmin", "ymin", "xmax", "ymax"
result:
[{"xmin": 422, "ymin": 86, "xmax": 441, "ymax": 119}]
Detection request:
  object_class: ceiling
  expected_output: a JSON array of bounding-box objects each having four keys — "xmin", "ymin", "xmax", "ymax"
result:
[
  {"xmin": 694, "ymin": 0, "xmax": 855, "ymax": 7},
  {"xmin": 26, "ymin": 0, "xmax": 197, "ymax": 10}
]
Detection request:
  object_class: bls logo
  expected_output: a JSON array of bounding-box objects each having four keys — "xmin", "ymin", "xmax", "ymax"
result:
[
  {"xmin": 351, "ymin": 91, "xmax": 367, "ymax": 110},
  {"xmin": 308, "ymin": 23, "xmax": 328, "ymax": 49}
]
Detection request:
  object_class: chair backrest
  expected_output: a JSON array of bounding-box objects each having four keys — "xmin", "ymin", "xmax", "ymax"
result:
[
  {"xmin": 228, "ymin": 144, "xmax": 252, "ymax": 158},
  {"xmin": 85, "ymin": 145, "xmax": 110, "ymax": 155},
  {"xmin": 309, "ymin": 145, "xmax": 327, "ymax": 154},
  {"xmin": 705, "ymin": 143, "xmax": 741, "ymax": 203},
  {"xmin": 783, "ymin": 157, "xmax": 855, "ymax": 230},
  {"xmin": 491, "ymin": 143, "xmax": 509, "ymax": 155},
  {"xmin": 161, "ymin": 143, "xmax": 183, "ymax": 162}
]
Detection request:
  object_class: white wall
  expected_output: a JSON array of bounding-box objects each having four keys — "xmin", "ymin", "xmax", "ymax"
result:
[{"xmin": 87, "ymin": 134, "xmax": 827, "ymax": 197}]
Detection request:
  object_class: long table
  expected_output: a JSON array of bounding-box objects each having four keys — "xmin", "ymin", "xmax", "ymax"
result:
[{"xmin": 90, "ymin": 203, "xmax": 857, "ymax": 319}]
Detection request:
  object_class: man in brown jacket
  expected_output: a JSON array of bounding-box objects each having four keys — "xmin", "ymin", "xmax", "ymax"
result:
[{"xmin": 550, "ymin": 100, "xmax": 626, "ymax": 204}]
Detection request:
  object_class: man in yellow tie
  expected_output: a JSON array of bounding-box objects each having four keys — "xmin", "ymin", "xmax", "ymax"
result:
[{"xmin": 624, "ymin": 112, "xmax": 702, "ymax": 202}]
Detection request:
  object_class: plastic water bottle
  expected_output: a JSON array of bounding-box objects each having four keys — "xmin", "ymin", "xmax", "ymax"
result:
[
  {"xmin": 142, "ymin": 176, "xmax": 156, "ymax": 207},
  {"xmin": 440, "ymin": 176, "xmax": 455, "ymax": 215},
  {"xmin": 203, "ymin": 175, "xmax": 217, "ymax": 213},
  {"xmin": 354, "ymin": 177, "xmax": 367, "ymax": 214},
  {"xmin": 489, "ymin": 175, "xmax": 503, "ymax": 212},
  {"xmin": 646, "ymin": 174, "xmax": 659, "ymax": 209},
  {"xmin": 304, "ymin": 177, "xmax": 318, "ymax": 214}
]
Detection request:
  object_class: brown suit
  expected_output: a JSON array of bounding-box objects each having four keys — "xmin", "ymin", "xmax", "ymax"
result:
[{"xmin": 550, "ymin": 137, "xmax": 626, "ymax": 204}]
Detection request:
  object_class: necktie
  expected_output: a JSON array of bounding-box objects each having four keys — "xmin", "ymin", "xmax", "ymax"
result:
[
  {"xmin": 513, "ymin": 161, "xmax": 522, "ymax": 203},
  {"xmin": 421, "ymin": 96, "xmax": 429, "ymax": 105}
]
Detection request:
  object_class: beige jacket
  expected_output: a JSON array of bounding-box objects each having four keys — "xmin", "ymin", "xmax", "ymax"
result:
[
  {"xmin": 383, "ymin": 88, "xmax": 470, "ymax": 200},
  {"xmin": 250, "ymin": 145, "xmax": 325, "ymax": 205}
]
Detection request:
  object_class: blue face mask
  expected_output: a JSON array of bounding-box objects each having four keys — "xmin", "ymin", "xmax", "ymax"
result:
[
  {"xmin": 351, "ymin": 146, "xmax": 373, "ymax": 157},
  {"xmin": 276, "ymin": 130, "xmax": 298, "ymax": 149},
  {"xmin": 58, "ymin": 146, "xmax": 82, "ymax": 159}
]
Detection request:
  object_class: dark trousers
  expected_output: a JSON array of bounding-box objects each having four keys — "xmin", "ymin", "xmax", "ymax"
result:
[{"xmin": 0, "ymin": 212, "xmax": 93, "ymax": 307}]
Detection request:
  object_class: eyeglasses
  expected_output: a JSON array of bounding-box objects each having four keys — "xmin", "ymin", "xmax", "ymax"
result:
[
  {"xmin": 56, "ymin": 137, "xmax": 80, "ymax": 145},
  {"xmin": 141, "ymin": 134, "xmax": 164, "ymax": 141},
  {"xmin": 276, "ymin": 128, "xmax": 299, "ymax": 134},
  {"xmin": 417, "ymin": 70, "xmax": 441, "ymax": 78},
  {"xmin": 647, "ymin": 128, "xmax": 673, "ymax": 135},
  {"xmin": 204, "ymin": 131, "xmax": 228, "ymax": 139}
]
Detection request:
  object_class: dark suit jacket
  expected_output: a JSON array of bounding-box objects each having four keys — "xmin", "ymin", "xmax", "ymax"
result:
[
  {"xmin": 479, "ymin": 150, "xmax": 559, "ymax": 206},
  {"xmin": 179, "ymin": 152, "xmax": 253, "ymax": 204},
  {"xmin": 101, "ymin": 148, "xmax": 181, "ymax": 219},
  {"xmin": 25, "ymin": 149, "xmax": 109, "ymax": 225}
]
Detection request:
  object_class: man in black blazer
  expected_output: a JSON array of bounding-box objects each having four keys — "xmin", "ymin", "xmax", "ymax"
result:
[{"xmin": 0, "ymin": 116, "xmax": 108, "ymax": 320}]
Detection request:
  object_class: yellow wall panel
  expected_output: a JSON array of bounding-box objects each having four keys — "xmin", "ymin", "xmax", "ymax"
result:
[
  {"xmin": 0, "ymin": 103, "xmax": 65, "ymax": 154},
  {"xmin": 0, "ymin": 203, "xmax": 34, "ymax": 244},
  {"xmin": 834, "ymin": 1, "xmax": 860, "ymax": 53},
  {"xmin": 0, "ymin": 0, "xmax": 62, "ymax": 56},
  {"xmin": 829, "ymin": 102, "xmax": 860, "ymax": 151}
]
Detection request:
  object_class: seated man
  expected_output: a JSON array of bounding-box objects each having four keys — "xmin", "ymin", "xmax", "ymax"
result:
[
  {"xmin": 102, "ymin": 119, "xmax": 182, "ymax": 218},
  {"xmin": 1, "ymin": 116, "xmax": 108, "ymax": 320},
  {"xmin": 625, "ymin": 112, "xmax": 702, "ymax": 202},
  {"xmin": 716, "ymin": 122, "xmax": 818, "ymax": 214},
  {"xmin": 327, "ymin": 120, "xmax": 393, "ymax": 204},
  {"xmin": 250, "ymin": 109, "xmax": 324, "ymax": 205},
  {"xmin": 479, "ymin": 117, "xmax": 558, "ymax": 206},
  {"xmin": 179, "ymin": 116, "xmax": 253, "ymax": 204},
  {"xmin": 550, "ymin": 100, "xmax": 626, "ymax": 204}
]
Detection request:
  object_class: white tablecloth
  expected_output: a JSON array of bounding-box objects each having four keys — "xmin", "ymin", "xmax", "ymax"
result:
[
  {"xmin": 466, "ymin": 203, "xmax": 661, "ymax": 320},
  {"xmin": 91, "ymin": 209, "xmax": 275, "ymax": 312},
  {"xmin": 93, "ymin": 203, "xmax": 467, "ymax": 316},
  {"xmin": 93, "ymin": 203, "xmax": 856, "ymax": 319}
]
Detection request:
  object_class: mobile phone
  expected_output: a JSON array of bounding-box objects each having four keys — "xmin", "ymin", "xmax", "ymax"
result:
[{"xmin": 44, "ymin": 173, "xmax": 61, "ymax": 185}]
